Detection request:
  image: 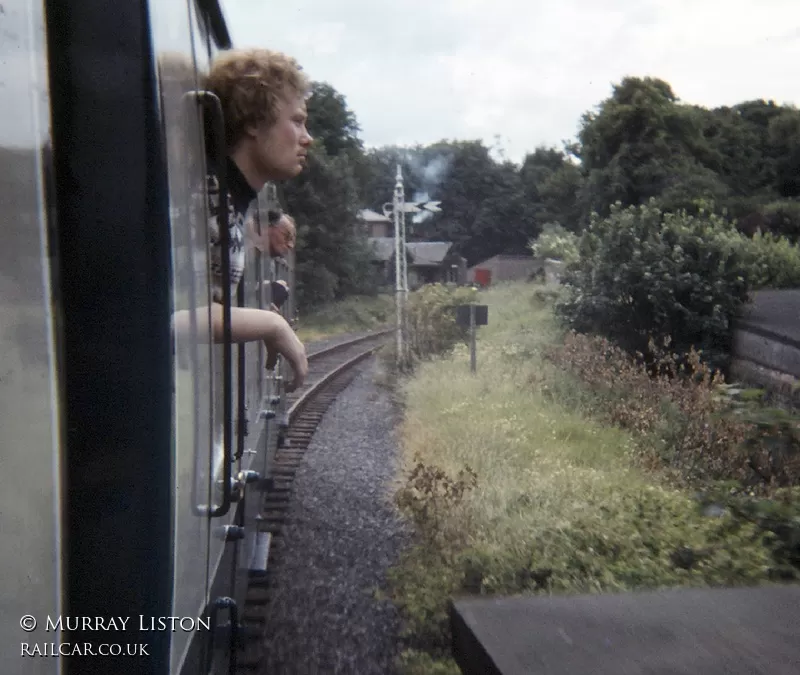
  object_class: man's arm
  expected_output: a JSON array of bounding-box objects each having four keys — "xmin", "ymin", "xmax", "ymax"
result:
[
  {"xmin": 210, "ymin": 304, "xmax": 307, "ymax": 391},
  {"xmin": 171, "ymin": 304, "xmax": 308, "ymax": 392}
]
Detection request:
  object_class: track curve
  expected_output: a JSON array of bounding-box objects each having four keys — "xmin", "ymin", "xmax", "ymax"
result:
[{"xmin": 237, "ymin": 328, "xmax": 393, "ymax": 671}]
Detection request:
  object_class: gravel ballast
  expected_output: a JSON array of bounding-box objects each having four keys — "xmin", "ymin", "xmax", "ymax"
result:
[{"xmin": 260, "ymin": 359, "xmax": 409, "ymax": 674}]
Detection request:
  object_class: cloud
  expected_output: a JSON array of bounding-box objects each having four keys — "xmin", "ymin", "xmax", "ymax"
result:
[
  {"xmin": 227, "ymin": 0, "xmax": 800, "ymax": 162},
  {"xmin": 9, "ymin": 0, "xmax": 797, "ymax": 158}
]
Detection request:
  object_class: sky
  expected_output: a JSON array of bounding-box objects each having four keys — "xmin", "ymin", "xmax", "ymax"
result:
[
  {"xmin": 225, "ymin": 0, "xmax": 800, "ymax": 163},
  {"xmin": 1, "ymin": 0, "xmax": 798, "ymax": 158}
]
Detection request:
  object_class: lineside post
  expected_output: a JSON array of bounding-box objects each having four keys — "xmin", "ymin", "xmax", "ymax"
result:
[
  {"xmin": 470, "ymin": 304, "xmax": 476, "ymax": 373},
  {"xmin": 456, "ymin": 304, "xmax": 488, "ymax": 374}
]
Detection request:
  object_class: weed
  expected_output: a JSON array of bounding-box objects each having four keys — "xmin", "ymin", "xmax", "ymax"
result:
[
  {"xmin": 395, "ymin": 455, "xmax": 478, "ymax": 557},
  {"xmin": 541, "ymin": 331, "xmax": 800, "ymax": 488}
]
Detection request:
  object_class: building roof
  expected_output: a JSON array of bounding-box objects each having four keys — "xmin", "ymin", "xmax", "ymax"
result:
[
  {"xmin": 368, "ymin": 238, "xmax": 453, "ymax": 265},
  {"xmin": 358, "ymin": 208, "xmax": 391, "ymax": 223},
  {"xmin": 406, "ymin": 242, "xmax": 452, "ymax": 265}
]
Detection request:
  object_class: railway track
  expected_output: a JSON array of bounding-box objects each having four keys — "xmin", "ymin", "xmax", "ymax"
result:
[{"xmin": 236, "ymin": 327, "xmax": 394, "ymax": 671}]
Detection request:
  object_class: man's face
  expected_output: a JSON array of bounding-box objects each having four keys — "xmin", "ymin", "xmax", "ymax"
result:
[
  {"xmin": 250, "ymin": 92, "xmax": 313, "ymax": 181},
  {"xmin": 268, "ymin": 217, "xmax": 295, "ymax": 258}
]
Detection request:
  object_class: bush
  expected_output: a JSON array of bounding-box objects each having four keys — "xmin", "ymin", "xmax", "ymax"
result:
[
  {"xmin": 738, "ymin": 229, "xmax": 800, "ymax": 289},
  {"xmin": 555, "ymin": 200, "xmax": 753, "ymax": 370},
  {"xmin": 403, "ymin": 284, "xmax": 478, "ymax": 369},
  {"xmin": 528, "ymin": 222, "xmax": 580, "ymax": 264},
  {"xmin": 389, "ymin": 457, "xmax": 478, "ymax": 658},
  {"xmin": 395, "ymin": 456, "xmax": 478, "ymax": 551}
]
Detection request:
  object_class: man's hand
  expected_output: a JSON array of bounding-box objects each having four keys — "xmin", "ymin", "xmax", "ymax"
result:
[{"xmin": 266, "ymin": 321, "xmax": 307, "ymax": 393}]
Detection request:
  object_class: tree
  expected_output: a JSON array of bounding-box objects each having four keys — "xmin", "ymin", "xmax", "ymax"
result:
[
  {"xmin": 574, "ymin": 76, "xmax": 729, "ymax": 217},
  {"xmin": 281, "ymin": 147, "xmax": 375, "ymax": 307},
  {"xmin": 520, "ymin": 147, "xmax": 584, "ymax": 232},
  {"xmin": 355, "ymin": 140, "xmax": 546, "ymax": 265},
  {"xmin": 353, "ymin": 145, "xmax": 425, "ymax": 214},
  {"xmin": 305, "ymin": 82, "xmax": 363, "ymax": 158},
  {"xmin": 768, "ymin": 106, "xmax": 800, "ymax": 198},
  {"xmin": 277, "ymin": 81, "xmax": 374, "ymax": 306}
]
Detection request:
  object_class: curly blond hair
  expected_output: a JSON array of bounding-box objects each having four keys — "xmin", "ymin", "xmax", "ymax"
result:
[{"xmin": 205, "ymin": 48, "xmax": 311, "ymax": 148}]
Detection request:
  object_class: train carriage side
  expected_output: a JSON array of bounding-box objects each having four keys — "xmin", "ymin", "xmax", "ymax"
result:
[
  {"xmin": 149, "ymin": 0, "xmax": 232, "ymax": 673},
  {"xmin": 1, "ymin": 1, "xmax": 287, "ymax": 672},
  {"xmin": 35, "ymin": 0, "xmax": 180, "ymax": 672},
  {"xmin": 151, "ymin": 2, "xmax": 285, "ymax": 673},
  {"xmin": 0, "ymin": 0, "xmax": 63, "ymax": 673}
]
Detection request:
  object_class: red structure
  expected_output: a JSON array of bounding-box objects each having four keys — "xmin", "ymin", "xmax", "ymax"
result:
[{"xmin": 474, "ymin": 268, "xmax": 492, "ymax": 287}]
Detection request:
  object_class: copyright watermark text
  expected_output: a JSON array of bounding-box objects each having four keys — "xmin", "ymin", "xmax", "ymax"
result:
[
  {"xmin": 21, "ymin": 643, "xmax": 149, "ymax": 657},
  {"xmin": 19, "ymin": 614, "xmax": 210, "ymax": 633}
]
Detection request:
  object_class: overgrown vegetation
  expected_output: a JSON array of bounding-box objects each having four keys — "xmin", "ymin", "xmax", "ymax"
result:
[
  {"xmin": 261, "ymin": 49, "xmax": 800, "ymax": 675},
  {"xmin": 294, "ymin": 293, "xmax": 394, "ymax": 343},
  {"xmin": 543, "ymin": 332, "xmax": 800, "ymax": 489},
  {"xmin": 386, "ymin": 283, "xmax": 800, "ymax": 674},
  {"xmin": 404, "ymin": 284, "xmax": 478, "ymax": 366},
  {"xmin": 377, "ymin": 283, "xmax": 479, "ymax": 380}
]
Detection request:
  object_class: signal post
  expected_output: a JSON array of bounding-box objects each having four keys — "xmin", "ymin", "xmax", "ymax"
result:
[{"xmin": 382, "ymin": 165, "xmax": 442, "ymax": 369}]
